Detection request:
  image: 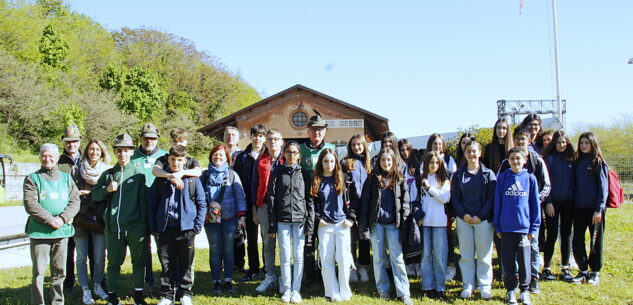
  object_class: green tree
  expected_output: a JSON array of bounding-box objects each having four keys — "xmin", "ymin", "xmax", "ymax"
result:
[
  {"xmin": 38, "ymin": 24, "xmax": 67, "ymax": 69},
  {"xmin": 118, "ymin": 67, "xmax": 167, "ymax": 122}
]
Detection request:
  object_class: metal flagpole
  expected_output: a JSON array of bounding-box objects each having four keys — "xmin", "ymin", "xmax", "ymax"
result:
[{"xmin": 551, "ymin": 0, "xmax": 563, "ymax": 128}]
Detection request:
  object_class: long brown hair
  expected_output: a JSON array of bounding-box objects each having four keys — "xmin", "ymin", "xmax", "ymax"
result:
[
  {"xmin": 82, "ymin": 138, "xmax": 111, "ymax": 164},
  {"xmin": 374, "ymin": 147, "xmax": 403, "ymax": 190},
  {"xmin": 421, "ymin": 151, "xmax": 449, "ymax": 186},
  {"xmin": 576, "ymin": 132, "xmax": 605, "ymax": 173},
  {"xmin": 344, "ymin": 134, "xmax": 372, "ymax": 174},
  {"xmin": 541, "ymin": 130, "xmax": 576, "ymax": 162},
  {"xmin": 398, "ymin": 138, "xmax": 419, "ymax": 176},
  {"xmin": 311, "ymin": 149, "xmax": 345, "ymax": 196},
  {"xmin": 488, "ymin": 118, "xmax": 513, "ymax": 171}
]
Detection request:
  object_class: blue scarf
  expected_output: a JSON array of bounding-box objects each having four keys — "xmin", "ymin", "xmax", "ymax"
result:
[{"xmin": 206, "ymin": 163, "xmax": 228, "ymax": 202}]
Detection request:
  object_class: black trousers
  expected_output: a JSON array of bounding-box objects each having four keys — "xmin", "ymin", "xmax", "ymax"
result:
[
  {"xmin": 157, "ymin": 227, "xmax": 196, "ymax": 298},
  {"xmin": 350, "ymin": 224, "xmax": 371, "ymax": 266},
  {"xmin": 447, "ymin": 218, "xmax": 457, "ymax": 265},
  {"xmin": 64, "ymin": 237, "xmax": 75, "ymax": 288},
  {"xmin": 543, "ymin": 200, "xmax": 574, "ymax": 268},
  {"xmin": 235, "ymin": 207, "xmax": 260, "ymax": 274},
  {"xmin": 501, "ymin": 233, "xmax": 531, "ymax": 291},
  {"xmin": 572, "ymin": 208, "xmax": 604, "ymax": 272}
]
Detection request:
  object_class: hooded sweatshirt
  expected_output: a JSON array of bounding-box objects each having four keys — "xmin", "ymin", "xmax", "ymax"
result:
[
  {"xmin": 494, "ymin": 169, "xmax": 541, "ymax": 235},
  {"xmin": 544, "ymin": 152, "xmax": 575, "ymax": 202}
]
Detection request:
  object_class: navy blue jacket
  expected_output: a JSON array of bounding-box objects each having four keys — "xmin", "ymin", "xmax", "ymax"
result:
[
  {"xmin": 148, "ymin": 177, "xmax": 207, "ymax": 234},
  {"xmin": 574, "ymin": 155, "xmax": 608, "ymax": 212},
  {"xmin": 545, "ymin": 152, "xmax": 575, "ymax": 202},
  {"xmin": 233, "ymin": 144, "xmax": 260, "ymax": 207},
  {"xmin": 451, "ymin": 164, "xmax": 497, "ymax": 221}
]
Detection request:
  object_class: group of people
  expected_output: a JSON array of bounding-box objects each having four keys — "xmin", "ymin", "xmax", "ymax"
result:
[{"xmin": 23, "ymin": 112, "xmax": 608, "ymax": 305}]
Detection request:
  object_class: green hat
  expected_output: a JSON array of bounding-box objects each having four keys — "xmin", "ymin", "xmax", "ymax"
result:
[
  {"xmin": 139, "ymin": 123, "xmax": 160, "ymax": 138},
  {"xmin": 307, "ymin": 110, "xmax": 328, "ymax": 128},
  {"xmin": 61, "ymin": 125, "xmax": 81, "ymax": 141},
  {"xmin": 113, "ymin": 133, "xmax": 135, "ymax": 148}
]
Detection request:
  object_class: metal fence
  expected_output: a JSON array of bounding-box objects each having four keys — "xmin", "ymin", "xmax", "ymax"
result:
[{"xmin": 606, "ymin": 155, "xmax": 633, "ymax": 197}]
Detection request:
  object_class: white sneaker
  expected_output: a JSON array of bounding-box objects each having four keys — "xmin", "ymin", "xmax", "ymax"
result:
[
  {"xmin": 446, "ymin": 265, "xmax": 457, "ymax": 281},
  {"xmin": 460, "ymin": 288, "xmax": 472, "ymax": 299},
  {"xmin": 157, "ymin": 297, "xmax": 174, "ymax": 305},
  {"xmin": 93, "ymin": 284, "xmax": 109, "ymax": 300},
  {"xmin": 481, "ymin": 288, "xmax": 492, "ymax": 300},
  {"xmin": 330, "ymin": 294, "xmax": 342, "ymax": 302},
  {"xmin": 340, "ymin": 295, "xmax": 351, "ymax": 301},
  {"xmin": 281, "ymin": 290, "xmax": 292, "ymax": 303},
  {"xmin": 256, "ymin": 274, "xmax": 277, "ymax": 292},
  {"xmin": 349, "ymin": 268, "xmax": 359, "ymax": 282},
  {"xmin": 82, "ymin": 289, "xmax": 95, "ymax": 305},
  {"xmin": 180, "ymin": 295, "xmax": 193, "ymax": 305},
  {"xmin": 290, "ymin": 290, "xmax": 302, "ymax": 303},
  {"xmin": 358, "ymin": 267, "xmax": 370, "ymax": 282}
]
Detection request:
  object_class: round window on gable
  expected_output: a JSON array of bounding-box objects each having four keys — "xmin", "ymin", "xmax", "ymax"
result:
[{"xmin": 291, "ymin": 111, "xmax": 308, "ymax": 127}]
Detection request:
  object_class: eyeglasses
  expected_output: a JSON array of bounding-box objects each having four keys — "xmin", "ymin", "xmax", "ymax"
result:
[{"xmin": 285, "ymin": 150, "xmax": 300, "ymax": 155}]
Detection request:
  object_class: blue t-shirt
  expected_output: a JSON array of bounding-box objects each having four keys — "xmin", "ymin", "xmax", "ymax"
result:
[
  {"xmin": 378, "ymin": 188, "xmax": 396, "ymax": 225},
  {"xmin": 319, "ymin": 176, "xmax": 346, "ymax": 223}
]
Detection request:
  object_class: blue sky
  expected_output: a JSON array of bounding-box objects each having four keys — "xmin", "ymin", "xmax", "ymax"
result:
[{"xmin": 67, "ymin": 0, "xmax": 633, "ymax": 137}]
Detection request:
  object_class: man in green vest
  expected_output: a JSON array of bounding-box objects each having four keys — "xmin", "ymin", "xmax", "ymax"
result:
[
  {"xmin": 299, "ymin": 111, "xmax": 334, "ymax": 285},
  {"xmin": 24, "ymin": 143, "xmax": 80, "ymax": 305},
  {"xmin": 131, "ymin": 122, "xmax": 167, "ymax": 295},
  {"xmin": 57, "ymin": 124, "xmax": 82, "ymax": 296},
  {"xmin": 92, "ymin": 133, "xmax": 149, "ymax": 305}
]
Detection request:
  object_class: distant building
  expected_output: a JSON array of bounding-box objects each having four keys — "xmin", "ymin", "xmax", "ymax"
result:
[{"xmin": 198, "ymin": 84, "xmax": 390, "ymax": 148}]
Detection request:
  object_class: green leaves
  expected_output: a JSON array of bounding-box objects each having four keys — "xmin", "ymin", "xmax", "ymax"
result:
[{"xmin": 38, "ymin": 24, "xmax": 67, "ymax": 69}]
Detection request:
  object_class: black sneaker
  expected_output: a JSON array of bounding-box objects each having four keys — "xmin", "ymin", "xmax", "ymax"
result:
[
  {"xmin": 107, "ymin": 292, "xmax": 119, "ymax": 305},
  {"xmin": 422, "ymin": 290, "xmax": 436, "ymax": 299},
  {"xmin": 541, "ymin": 268, "xmax": 555, "ymax": 281},
  {"xmin": 223, "ymin": 281, "xmax": 235, "ymax": 293},
  {"xmin": 588, "ymin": 272, "xmax": 600, "ymax": 285},
  {"xmin": 213, "ymin": 282, "xmax": 222, "ymax": 294},
  {"xmin": 561, "ymin": 268, "xmax": 573, "ymax": 282},
  {"xmin": 434, "ymin": 290, "xmax": 445, "ymax": 300},
  {"xmin": 505, "ymin": 290, "xmax": 518, "ymax": 305},
  {"xmin": 529, "ymin": 277, "xmax": 540, "ymax": 294},
  {"xmin": 572, "ymin": 271, "xmax": 589, "ymax": 284},
  {"xmin": 519, "ymin": 290, "xmax": 532, "ymax": 305}
]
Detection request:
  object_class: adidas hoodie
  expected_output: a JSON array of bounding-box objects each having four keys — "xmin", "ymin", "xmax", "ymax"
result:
[{"xmin": 493, "ymin": 168, "xmax": 541, "ymax": 235}]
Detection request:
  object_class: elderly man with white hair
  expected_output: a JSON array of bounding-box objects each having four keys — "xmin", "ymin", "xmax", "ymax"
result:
[{"xmin": 23, "ymin": 143, "xmax": 80, "ymax": 305}]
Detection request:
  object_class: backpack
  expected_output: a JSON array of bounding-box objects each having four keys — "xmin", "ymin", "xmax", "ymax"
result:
[{"xmin": 606, "ymin": 166, "xmax": 624, "ymax": 208}]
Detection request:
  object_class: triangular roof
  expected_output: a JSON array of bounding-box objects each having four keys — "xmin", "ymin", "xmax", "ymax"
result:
[{"xmin": 198, "ymin": 84, "xmax": 389, "ymax": 139}]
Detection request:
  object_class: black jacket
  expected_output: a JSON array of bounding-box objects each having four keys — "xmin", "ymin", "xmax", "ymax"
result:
[
  {"xmin": 358, "ymin": 174, "xmax": 410, "ymax": 240},
  {"xmin": 267, "ymin": 164, "xmax": 315, "ymax": 235},
  {"xmin": 233, "ymin": 144, "xmax": 259, "ymax": 206}
]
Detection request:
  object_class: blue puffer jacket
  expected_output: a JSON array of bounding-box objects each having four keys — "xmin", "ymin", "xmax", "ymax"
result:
[{"xmin": 202, "ymin": 163, "xmax": 247, "ymax": 220}]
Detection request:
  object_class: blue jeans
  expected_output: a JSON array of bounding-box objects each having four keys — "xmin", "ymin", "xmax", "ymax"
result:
[
  {"xmin": 421, "ymin": 226, "xmax": 447, "ymax": 291},
  {"xmin": 73, "ymin": 227, "xmax": 106, "ymax": 290},
  {"xmin": 278, "ymin": 222, "xmax": 305, "ymax": 293},
  {"xmin": 456, "ymin": 218, "xmax": 494, "ymax": 291},
  {"xmin": 369, "ymin": 223, "xmax": 410, "ymax": 297},
  {"xmin": 204, "ymin": 219, "xmax": 237, "ymax": 282}
]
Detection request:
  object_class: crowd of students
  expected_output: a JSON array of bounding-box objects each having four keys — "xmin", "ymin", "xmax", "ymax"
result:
[{"xmin": 23, "ymin": 112, "xmax": 609, "ymax": 305}]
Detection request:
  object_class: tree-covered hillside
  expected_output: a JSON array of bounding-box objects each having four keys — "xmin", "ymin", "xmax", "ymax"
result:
[{"xmin": 0, "ymin": 0, "xmax": 260, "ymax": 158}]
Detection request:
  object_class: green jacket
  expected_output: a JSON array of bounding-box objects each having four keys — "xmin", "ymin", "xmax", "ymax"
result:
[
  {"xmin": 91, "ymin": 162, "xmax": 147, "ymax": 232},
  {"xmin": 299, "ymin": 142, "xmax": 335, "ymax": 176},
  {"xmin": 132, "ymin": 147, "xmax": 167, "ymax": 187}
]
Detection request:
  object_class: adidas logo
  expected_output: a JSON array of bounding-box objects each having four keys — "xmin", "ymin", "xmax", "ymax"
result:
[{"xmin": 505, "ymin": 180, "xmax": 528, "ymax": 196}]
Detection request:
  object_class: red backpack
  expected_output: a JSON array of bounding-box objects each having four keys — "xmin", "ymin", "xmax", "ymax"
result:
[{"xmin": 606, "ymin": 167, "xmax": 625, "ymax": 208}]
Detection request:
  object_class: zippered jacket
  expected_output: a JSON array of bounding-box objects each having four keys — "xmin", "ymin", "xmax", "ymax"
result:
[
  {"xmin": 267, "ymin": 164, "xmax": 314, "ymax": 235},
  {"xmin": 91, "ymin": 161, "xmax": 147, "ymax": 232},
  {"xmin": 358, "ymin": 173, "xmax": 410, "ymax": 240},
  {"xmin": 148, "ymin": 176, "xmax": 207, "ymax": 234}
]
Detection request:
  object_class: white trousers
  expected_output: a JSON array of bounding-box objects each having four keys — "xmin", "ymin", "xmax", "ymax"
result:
[{"xmin": 318, "ymin": 221, "xmax": 353, "ymax": 299}]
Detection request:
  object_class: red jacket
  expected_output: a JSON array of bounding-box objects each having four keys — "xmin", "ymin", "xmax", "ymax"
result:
[{"xmin": 256, "ymin": 152, "xmax": 285, "ymax": 207}]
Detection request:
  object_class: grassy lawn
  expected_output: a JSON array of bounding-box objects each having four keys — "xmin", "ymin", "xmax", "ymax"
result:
[{"xmin": 1, "ymin": 204, "xmax": 632, "ymax": 305}]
